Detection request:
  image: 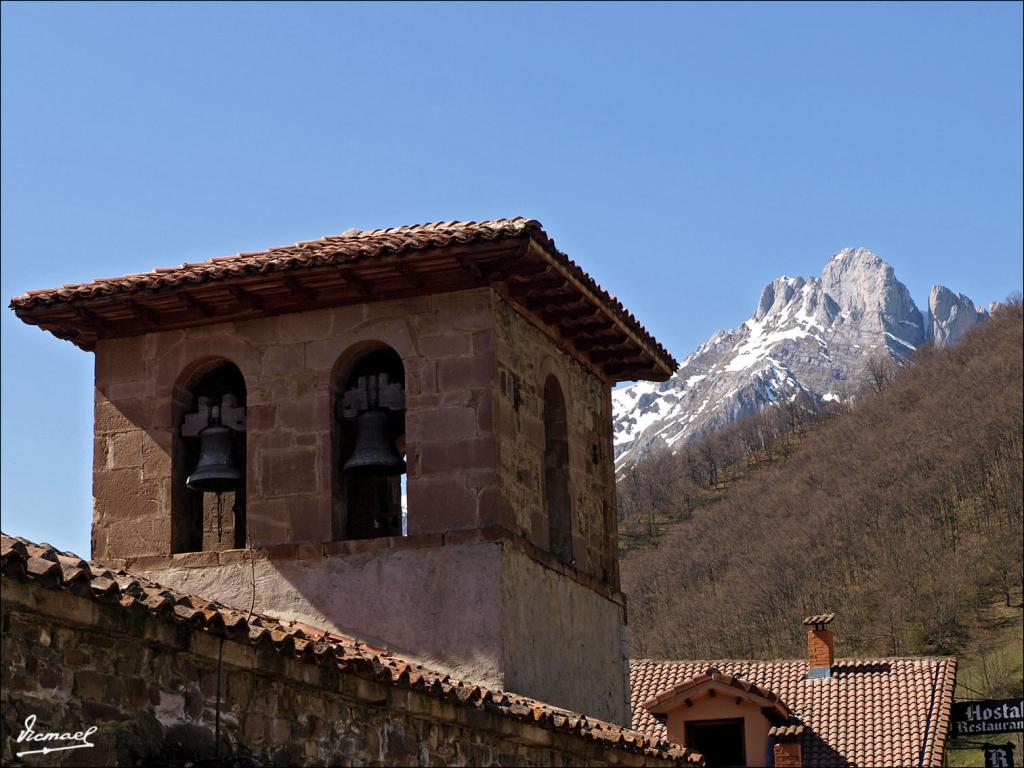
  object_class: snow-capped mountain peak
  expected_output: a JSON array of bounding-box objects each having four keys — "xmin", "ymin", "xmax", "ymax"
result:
[{"xmin": 613, "ymin": 248, "xmax": 986, "ymax": 468}]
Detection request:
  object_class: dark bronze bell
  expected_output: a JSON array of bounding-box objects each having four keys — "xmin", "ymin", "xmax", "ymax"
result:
[
  {"xmin": 343, "ymin": 409, "xmax": 406, "ymax": 476},
  {"xmin": 186, "ymin": 423, "xmax": 244, "ymax": 493}
]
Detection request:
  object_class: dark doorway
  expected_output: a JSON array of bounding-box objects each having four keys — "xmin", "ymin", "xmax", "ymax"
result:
[{"xmin": 684, "ymin": 718, "xmax": 746, "ymax": 768}]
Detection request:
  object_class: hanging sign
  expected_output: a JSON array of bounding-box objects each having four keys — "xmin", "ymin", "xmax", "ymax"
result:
[
  {"xmin": 983, "ymin": 742, "xmax": 1015, "ymax": 768},
  {"xmin": 953, "ymin": 698, "xmax": 1024, "ymax": 736}
]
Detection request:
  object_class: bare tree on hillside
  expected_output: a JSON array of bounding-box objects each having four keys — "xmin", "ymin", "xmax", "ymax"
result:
[{"xmin": 865, "ymin": 353, "xmax": 895, "ymax": 396}]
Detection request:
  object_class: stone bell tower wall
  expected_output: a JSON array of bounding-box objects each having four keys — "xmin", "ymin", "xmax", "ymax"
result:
[
  {"xmin": 90, "ymin": 283, "xmax": 632, "ymax": 724},
  {"xmin": 19, "ymin": 219, "xmax": 674, "ymax": 729},
  {"xmin": 91, "ymin": 287, "xmax": 500, "ymax": 560},
  {"xmin": 491, "ymin": 294, "xmax": 619, "ymax": 586}
]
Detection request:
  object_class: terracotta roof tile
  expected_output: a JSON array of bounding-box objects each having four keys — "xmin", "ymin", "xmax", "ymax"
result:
[
  {"xmin": 768, "ymin": 724, "xmax": 805, "ymax": 738},
  {"xmin": 642, "ymin": 667, "xmax": 791, "ymax": 721},
  {"xmin": 1, "ymin": 532, "xmax": 700, "ymax": 765},
  {"xmin": 8, "ymin": 218, "xmax": 677, "ymax": 379},
  {"xmin": 630, "ymin": 657, "xmax": 956, "ymax": 767}
]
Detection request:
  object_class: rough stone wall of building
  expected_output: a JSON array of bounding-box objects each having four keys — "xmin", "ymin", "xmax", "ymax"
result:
[
  {"xmin": 1, "ymin": 578, "xmax": 680, "ymax": 768},
  {"xmin": 89, "ymin": 284, "xmax": 631, "ymax": 729},
  {"xmin": 92, "ymin": 287, "xmax": 499, "ymax": 560},
  {"xmin": 500, "ymin": 547, "xmax": 630, "ymax": 725},
  {"xmin": 491, "ymin": 293, "xmax": 619, "ymax": 586}
]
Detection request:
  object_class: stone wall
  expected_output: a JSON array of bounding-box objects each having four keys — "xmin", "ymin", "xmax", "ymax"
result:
[
  {"xmin": 126, "ymin": 528, "xmax": 630, "ymax": 724},
  {"xmin": 92, "ymin": 286, "xmax": 617, "ymax": 582},
  {"xmin": 92, "ymin": 287, "xmax": 500, "ymax": 559},
  {"xmin": 492, "ymin": 294, "xmax": 619, "ymax": 586},
  {"xmin": 1, "ymin": 576, "xmax": 683, "ymax": 768}
]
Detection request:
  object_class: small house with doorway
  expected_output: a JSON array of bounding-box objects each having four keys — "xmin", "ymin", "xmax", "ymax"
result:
[{"xmin": 630, "ymin": 615, "xmax": 958, "ymax": 767}]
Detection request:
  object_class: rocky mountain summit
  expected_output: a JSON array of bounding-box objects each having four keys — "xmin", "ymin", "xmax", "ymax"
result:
[
  {"xmin": 927, "ymin": 285, "xmax": 989, "ymax": 346},
  {"xmin": 613, "ymin": 247, "xmax": 988, "ymax": 468}
]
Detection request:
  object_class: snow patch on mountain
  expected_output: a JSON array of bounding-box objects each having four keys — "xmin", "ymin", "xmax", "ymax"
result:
[{"xmin": 613, "ymin": 247, "xmax": 987, "ymax": 469}]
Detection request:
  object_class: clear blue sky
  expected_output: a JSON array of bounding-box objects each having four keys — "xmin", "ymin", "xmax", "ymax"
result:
[{"xmin": 2, "ymin": 2, "xmax": 1021, "ymax": 556}]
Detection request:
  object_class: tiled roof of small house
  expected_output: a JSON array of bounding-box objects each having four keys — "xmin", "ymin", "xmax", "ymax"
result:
[
  {"xmin": 630, "ymin": 657, "xmax": 957, "ymax": 767},
  {"xmin": 8, "ymin": 218, "xmax": 677, "ymax": 381},
  {"xmin": 0, "ymin": 533, "xmax": 701, "ymax": 765},
  {"xmin": 642, "ymin": 667, "xmax": 792, "ymax": 720}
]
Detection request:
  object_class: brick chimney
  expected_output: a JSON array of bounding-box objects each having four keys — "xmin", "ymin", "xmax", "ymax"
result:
[
  {"xmin": 770, "ymin": 724, "xmax": 805, "ymax": 767},
  {"xmin": 803, "ymin": 613, "xmax": 835, "ymax": 679}
]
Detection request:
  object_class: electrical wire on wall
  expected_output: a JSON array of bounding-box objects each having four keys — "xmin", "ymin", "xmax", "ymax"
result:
[
  {"xmin": 215, "ymin": 635, "xmax": 224, "ymax": 760},
  {"xmin": 213, "ymin": 527, "xmax": 258, "ymax": 762}
]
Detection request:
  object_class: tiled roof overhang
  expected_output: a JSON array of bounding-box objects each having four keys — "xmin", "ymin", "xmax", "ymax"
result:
[
  {"xmin": 9, "ymin": 218, "xmax": 677, "ymax": 383},
  {"xmin": 0, "ymin": 532, "xmax": 702, "ymax": 765},
  {"xmin": 642, "ymin": 668, "xmax": 792, "ymax": 723}
]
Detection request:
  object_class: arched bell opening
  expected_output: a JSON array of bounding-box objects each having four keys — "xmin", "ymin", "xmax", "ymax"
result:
[
  {"xmin": 171, "ymin": 360, "xmax": 247, "ymax": 554},
  {"xmin": 543, "ymin": 374, "xmax": 573, "ymax": 564},
  {"xmin": 331, "ymin": 346, "xmax": 406, "ymax": 541}
]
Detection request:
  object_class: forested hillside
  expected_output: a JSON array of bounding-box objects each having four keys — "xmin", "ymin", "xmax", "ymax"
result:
[{"xmin": 621, "ymin": 303, "xmax": 1023, "ymax": 678}]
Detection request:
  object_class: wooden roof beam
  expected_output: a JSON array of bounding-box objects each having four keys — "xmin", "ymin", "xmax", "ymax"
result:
[
  {"xmin": 71, "ymin": 304, "xmax": 108, "ymax": 334},
  {"xmin": 564, "ymin": 320, "xmax": 617, "ymax": 338},
  {"xmin": 562, "ymin": 305, "xmax": 616, "ymax": 337},
  {"xmin": 520, "ymin": 291, "xmax": 579, "ymax": 313},
  {"xmin": 284, "ymin": 276, "xmax": 318, "ymax": 301},
  {"xmin": 337, "ymin": 268, "xmax": 371, "ymax": 297},
  {"xmin": 231, "ymin": 286, "xmax": 264, "ymax": 312},
  {"xmin": 589, "ymin": 349, "xmax": 646, "ymax": 365},
  {"xmin": 178, "ymin": 292, "xmax": 214, "ymax": 317},
  {"xmin": 537, "ymin": 302, "xmax": 595, "ymax": 326},
  {"xmin": 526, "ymin": 239, "xmax": 676, "ymax": 380},
  {"xmin": 393, "ymin": 262, "xmax": 424, "ymax": 289},
  {"xmin": 125, "ymin": 299, "xmax": 160, "ymax": 327},
  {"xmin": 503, "ymin": 246, "xmax": 564, "ymax": 282},
  {"xmin": 602, "ymin": 361, "xmax": 659, "ymax": 378},
  {"xmin": 454, "ymin": 253, "xmax": 484, "ymax": 280},
  {"xmin": 573, "ymin": 334, "xmax": 630, "ymax": 353},
  {"xmin": 507, "ymin": 274, "xmax": 566, "ymax": 293}
]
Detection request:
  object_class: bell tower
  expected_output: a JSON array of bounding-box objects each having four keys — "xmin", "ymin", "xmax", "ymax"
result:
[{"xmin": 10, "ymin": 218, "xmax": 676, "ymax": 724}]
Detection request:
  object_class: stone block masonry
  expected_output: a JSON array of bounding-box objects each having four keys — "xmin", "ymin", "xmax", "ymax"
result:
[
  {"xmin": 91, "ymin": 286, "xmax": 618, "ymax": 589},
  {"xmin": 0, "ymin": 569, "xmax": 697, "ymax": 767},
  {"xmin": 92, "ymin": 287, "xmax": 500, "ymax": 558},
  {"xmin": 88, "ymin": 285, "xmax": 631, "ymax": 721},
  {"xmin": 492, "ymin": 294, "xmax": 620, "ymax": 587}
]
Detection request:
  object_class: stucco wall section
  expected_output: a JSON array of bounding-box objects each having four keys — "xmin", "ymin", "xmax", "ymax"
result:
[
  {"xmin": 491, "ymin": 294, "xmax": 619, "ymax": 586},
  {"xmin": 135, "ymin": 540, "xmax": 505, "ymax": 692},
  {"xmin": 500, "ymin": 547, "xmax": 630, "ymax": 726},
  {"xmin": 665, "ymin": 696, "xmax": 772, "ymax": 768},
  {"xmin": 92, "ymin": 287, "xmax": 497, "ymax": 560}
]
